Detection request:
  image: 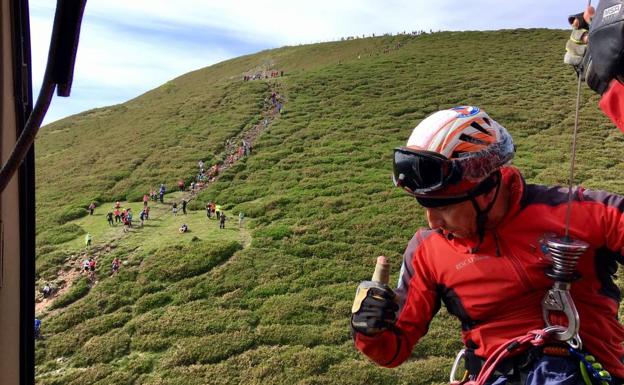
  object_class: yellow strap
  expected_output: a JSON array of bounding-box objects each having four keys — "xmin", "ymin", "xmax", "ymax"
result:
[
  {"xmin": 579, "ymin": 361, "xmax": 593, "ymax": 385},
  {"xmin": 351, "ymin": 287, "xmax": 369, "ymax": 313}
]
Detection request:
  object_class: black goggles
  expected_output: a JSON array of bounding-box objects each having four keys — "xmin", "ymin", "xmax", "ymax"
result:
[{"xmin": 392, "ymin": 147, "xmax": 461, "ymax": 195}]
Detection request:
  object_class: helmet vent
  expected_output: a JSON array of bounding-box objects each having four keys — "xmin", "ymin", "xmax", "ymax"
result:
[
  {"xmin": 459, "ymin": 133, "xmax": 489, "ymax": 146},
  {"xmin": 470, "ymin": 121, "xmax": 492, "ymax": 136}
]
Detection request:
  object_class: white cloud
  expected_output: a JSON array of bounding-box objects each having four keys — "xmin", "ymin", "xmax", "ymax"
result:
[{"xmin": 30, "ymin": 0, "xmax": 577, "ymax": 123}]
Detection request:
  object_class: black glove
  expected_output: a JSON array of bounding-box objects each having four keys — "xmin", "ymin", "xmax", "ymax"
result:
[
  {"xmin": 351, "ymin": 281, "xmax": 398, "ymax": 336},
  {"xmin": 588, "ymin": 0, "xmax": 624, "ymax": 88}
]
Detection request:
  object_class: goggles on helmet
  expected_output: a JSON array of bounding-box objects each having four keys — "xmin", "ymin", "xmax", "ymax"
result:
[
  {"xmin": 392, "ymin": 149, "xmax": 461, "ymax": 194},
  {"xmin": 392, "ymin": 125, "xmax": 514, "ymax": 196}
]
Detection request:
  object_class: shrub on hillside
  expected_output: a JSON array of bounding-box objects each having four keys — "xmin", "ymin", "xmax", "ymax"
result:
[
  {"xmin": 56, "ymin": 206, "xmax": 88, "ymax": 224},
  {"xmin": 138, "ymin": 240, "xmax": 241, "ymax": 282},
  {"xmin": 126, "ymin": 305, "xmax": 258, "ymax": 338},
  {"xmin": 36, "ymin": 363, "xmax": 113, "ymax": 385},
  {"xmin": 161, "ymin": 329, "xmax": 255, "ymax": 367},
  {"xmin": 74, "ymin": 329, "xmax": 131, "ymax": 365},
  {"xmin": 232, "ymin": 201, "xmax": 265, "ymax": 218},
  {"xmin": 126, "ymin": 186, "xmax": 147, "ymax": 202},
  {"xmin": 129, "ymin": 334, "xmax": 174, "ymax": 352},
  {"xmin": 45, "ymin": 299, "xmax": 100, "ymax": 334},
  {"xmin": 109, "ymin": 169, "xmax": 131, "ymax": 182},
  {"xmin": 134, "ymin": 292, "xmax": 172, "ymax": 314},
  {"xmin": 254, "ymin": 224, "xmax": 292, "ymax": 240},
  {"xmin": 44, "ymin": 328, "xmax": 89, "ymax": 359},
  {"xmin": 42, "ymin": 311, "xmax": 132, "ymax": 362},
  {"xmin": 37, "ymin": 223, "xmax": 85, "ymax": 246},
  {"xmin": 49, "ymin": 276, "xmax": 89, "ymax": 309},
  {"xmin": 35, "ymin": 250, "xmax": 67, "ymax": 280}
]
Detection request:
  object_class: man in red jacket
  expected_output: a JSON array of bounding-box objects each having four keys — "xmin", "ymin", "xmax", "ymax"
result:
[{"xmin": 351, "ymin": 10, "xmax": 624, "ymax": 380}]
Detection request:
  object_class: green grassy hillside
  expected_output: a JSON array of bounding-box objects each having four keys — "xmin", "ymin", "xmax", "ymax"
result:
[{"xmin": 34, "ymin": 29, "xmax": 623, "ymax": 385}]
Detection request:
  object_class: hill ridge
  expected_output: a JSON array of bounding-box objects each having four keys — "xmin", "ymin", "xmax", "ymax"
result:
[{"xmin": 35, "ymin": 29, "xmax": 624, "ymax": 385}]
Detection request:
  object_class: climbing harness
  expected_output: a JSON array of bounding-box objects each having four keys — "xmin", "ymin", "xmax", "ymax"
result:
[{"xmin": 449, "ymin": 327, "xmax": 565, "ymax": 385}]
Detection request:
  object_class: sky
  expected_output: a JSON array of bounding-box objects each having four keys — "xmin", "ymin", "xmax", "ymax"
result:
[{"xmin": 29, "ymin": 0, "xmax": 582, "ymax": 124}]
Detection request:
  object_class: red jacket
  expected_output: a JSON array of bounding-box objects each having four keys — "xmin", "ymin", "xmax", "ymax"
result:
[
  {"xmin": 355, "ymin": 166, "xmax": 624, "ymax": 378},
  {"xmin": 601, "ymin": 80, "xmax": 624, "ymax": 132}
]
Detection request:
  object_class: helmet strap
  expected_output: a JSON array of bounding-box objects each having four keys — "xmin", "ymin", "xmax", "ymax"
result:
[{"xmin": 468, "ymin": 170, "xmax": 502, "ymax": 244}]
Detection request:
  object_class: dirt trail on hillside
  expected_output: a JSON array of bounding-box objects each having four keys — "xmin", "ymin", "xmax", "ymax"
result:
[
  {"xmin": 36, "ymin": 236, "xmax": 124, "ymax": 317},
  {"xmin": 37, "ymin": 82, "xmax": 285, "ymax": 316}
]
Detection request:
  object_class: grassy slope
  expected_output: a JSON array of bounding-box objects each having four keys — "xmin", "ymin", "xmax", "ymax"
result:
[{"xmin": 35, "ymin": 30, "xmax": 624, "ymax": 385}]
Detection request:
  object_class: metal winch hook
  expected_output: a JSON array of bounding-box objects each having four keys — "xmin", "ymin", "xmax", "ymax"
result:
[
  {"xmin": 542, "ymin": 282, "xmax": 581, "ymax": 345},
  {"xmin": 540, "ymin": 234, "xmax": 588, "ymax": 349}
]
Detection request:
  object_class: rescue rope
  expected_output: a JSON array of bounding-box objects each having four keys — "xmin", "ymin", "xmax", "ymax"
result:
[{"xmin": 450, "ymin": 327, "xmax": 561, "ymax": 385}]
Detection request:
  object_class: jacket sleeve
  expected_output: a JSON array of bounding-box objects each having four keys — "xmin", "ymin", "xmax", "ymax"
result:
[
  {"xmin": 354, "ymin": 230, "xmax": 441, "ymax": 367},
  {"xmin": 600, "ymin": 80, "xmax": 624, "ymax": 132},
  {"xmin": 579, "ymin": 188, "xmax": 624, "ymax": 257}
]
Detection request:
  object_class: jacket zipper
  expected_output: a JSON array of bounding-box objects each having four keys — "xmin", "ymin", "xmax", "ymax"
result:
[{"xmin": 493, "ymin": 231, "xmax": 532, "ymax": 292}]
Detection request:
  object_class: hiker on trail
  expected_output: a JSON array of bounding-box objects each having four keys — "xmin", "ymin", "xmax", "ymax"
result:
[
  {"xmin": 88, "ymin": 202, "xmax": 96, "ymax": 215},
  {"xmin": 238, "ymin": 212, "xmax": 244, "ymax": 227},
  {"xmin": 178, "ymin": 179, "xmax": 184, "ymax": 191},
  {"xmin": 145, "ymin": 206, "xmax": 150, "ymax": 220},
  {"xmin": 179, "ymin": 223, "xmax": 188, "ymax": 233},
  {"xmin": 115, "ymin": 201, "xmax": 121, "ymax": 209},
  {"xmin": 114, "ymin": 208, "xmax": 121, "ymax": 223},
  {"xmin": 122, "ymin": 215, "xmax": 129, "ymax": 232},
  {"xmin": 219, "ymin": 213, "xmax": 226, "ymax": 229},
  {"xmin": 151, "ymin": 189, "xmax": 157, "ymax": 202},
  {"xmin": 206, "ymin": 202, "xmax": 212, "ymax": 218},
  {"xmin": 215, "ymin": 204, "xmax": 222, "ymax": 220},
  {"xmin": 139, "ymin": 209, "xmax": 146, "ymax": 227},
  {"xmin": 190, "ymin": 181, "xmax": 195, "ymax": 191},
  {"xmin": 172, "ymin": 202, "xmax": 178, "ymax": 216},
  {"xmin": 82, "ymin": 256, "xmax": 90, "ymax": 273},
  {"xmin": 198, "ymin": 159, "xmax": 204, "ymax": 170},
  {"xmin": 85, "ymin": 233, "xmax": 92, "ymax": 247},
  {"xmin": 126, "ymin": 208, "xmax": 133, "ymax": 227},
  {"xmin": 351, "ymin": 13, "xmax": 624, "ymax": 380},
  {"xmin": 182, "ymin": 199, "xmax": 187, "ymax": 215},
  {"xmin": 106, "ymin": 211, "xmax": 114, "ymax": 226},
  {"xmin": 34, "ymin": 319, "xmax": 42, "ymax": 340},
  {"xmin": 88, "ymin": 257, "xmax": 97, "ymax": 282},
  {"xmin": 41, "ymin": 283, "xmax": 52, "ymax": 298},
  {"xmin": 159, "ymin": 184, "xmax": 166, "ymax": 203},
  {"xmin": 111, "ymin": 257, "xmax": 121, "ymax": 275},
  {"xmin": 143, "ymin": 194, "xmax": 149, "ymax": 207}
]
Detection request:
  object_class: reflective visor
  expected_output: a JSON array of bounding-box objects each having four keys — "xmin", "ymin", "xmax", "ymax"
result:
[{"xmin": 392, "ymin": 148, "xmax": 456, "ymax": 194}]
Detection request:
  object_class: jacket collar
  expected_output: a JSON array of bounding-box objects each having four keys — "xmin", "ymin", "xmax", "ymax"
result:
[{"xmin": 443, "ymin": 166, "xmax": 526, "ymax": 253}]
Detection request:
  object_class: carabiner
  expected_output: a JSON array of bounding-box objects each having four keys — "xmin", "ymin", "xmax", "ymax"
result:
[
  {"xmin": 449, "ymin": 348, "xmax": 467, "ymax": 384},
  {"xmin": 542, "ymin": 282, "xmax": 581, "ymax": 348}
]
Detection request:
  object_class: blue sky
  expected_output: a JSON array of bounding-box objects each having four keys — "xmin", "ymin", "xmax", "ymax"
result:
[{"xmin": 30, "ymin": 0, "xmax": 582, "ymax": 124}]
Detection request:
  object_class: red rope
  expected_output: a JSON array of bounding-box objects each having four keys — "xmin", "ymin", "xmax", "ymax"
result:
[{"xmin": 460, "ymin": 329, "xmax": 552, "ymax": 385}]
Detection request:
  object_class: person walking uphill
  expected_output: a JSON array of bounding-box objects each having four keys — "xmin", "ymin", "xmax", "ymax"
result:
[
  {"xmin": 219, "ymin": 213, "xmax": 226, "ymax": 229},
  {"xmin": 159, "ymin": 184, "xmax": 166, "ymax": 203}
]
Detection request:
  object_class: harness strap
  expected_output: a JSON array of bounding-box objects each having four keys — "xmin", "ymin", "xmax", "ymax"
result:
[{"xmin": 460, "ymin": 328, "xmax": 552, "ymax": 385}]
